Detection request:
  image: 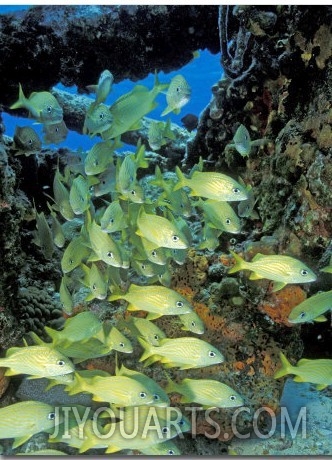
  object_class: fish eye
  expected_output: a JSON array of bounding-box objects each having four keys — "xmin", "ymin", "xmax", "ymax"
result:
[
  {"xmin": 209, "ymin": 351, "xmax": 216, "ymax": 358},
  {"xmin": 93, "ymin": 160, "xmax": 99, "ymax": 166},
  {"xmin": 176, "ymin": 86, "xmax": 181, "ymax": 93},
  {"xmin": 28, "ymin": 138, "xmax": 33, "ymax": 145},
  {"xmin": 168, "ymin": 450, "xmax": 175, "ymax": 455},
  {"xmin": 92, "ymin": 283, "xmax": 97, "ymax": 291},
  {"xmin": 139, "ymin": 392, "xmax": 147, "ymax": 399},
  {"xmin": 69, "ymin": 258, "xmax": 74, "ymax": 265},
  {"xmin": 57, "ymin": 360, "xmax": 65, "ymax": 366},
  {"xmin": 110, "ymin": 218, "xmax": 114, "ymax": 224},
  {"xmin": 172, "ymin": 235, "xmax": 180, "ymax": 242},
  {"xmin": 229, "ymin": 395, "xmax": 237, "ymax": 401},
  {"xmin": 178, "ymin": 419, "xmax": 185, "ymax": 426},
  {"xmin": 176, "ymin": 301, "xmax": 184, "ymax": 308},
  {"xmin": 162, "ymin": 426, "xmax": 170, "ymax": 434},
  {"xmin": 131, "ymin": 189, "xmax": 136, "ymax": 195},
  {"xmin": 153, "ymin": 394, "xmax": 160, "ymax": 400},
  {"xmin": 191, "ymin": 321, "xmax": 196, "ymax": 327},
  {"xmin": 119, "ymin": 342, "xmax": 124, "ymax": 347},
  {"xmin": 107, "ymin": 251, "xmax": 114, "ymax": 258},
  {"xmin": 225, "ymin": 218, "xmax": 231, "ymax": 225},
  {"xmin": 299, "ymin": 311, "xmax": 306, "ymax": 318},
  {"xmin": 151, "ymin": 250, "xmax": 157, "ymax": 257},
  {"xmin": 47, "ymin": 105, "xmax": 53, "ymax": 113},
  {"xmin": 141, "ymin": 264, "xmax": 146, "ymax": 270},
  {"xmin": 99, "ymin": 112, "xmax": 105, "ymax": 119},
  {"xmin": 55, "ymin": 127, "xmax": 60, "ymax": 133},
  {"xmin": 48, "ymin": 412, "xmax": 56, "ymax": 420},
  {"xmin": 233, "ymin": 187, "xmax": 240, "ymax": 194},
  {"xmin": 154, "ymin": 334, "xmax": 159, "ymax": 340},
  {"xmin": 300, "ymin": 269, "xmax": 309, "ymax": 276}
]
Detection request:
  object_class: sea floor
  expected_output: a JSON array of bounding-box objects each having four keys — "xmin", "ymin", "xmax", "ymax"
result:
[{"xmin": 229, "ymin": 378, "xmax": 332, "ymax": 455}]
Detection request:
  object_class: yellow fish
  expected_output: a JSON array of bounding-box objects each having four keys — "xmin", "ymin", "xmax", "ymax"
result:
[
  {"xmin": 174, "ymin": 167, "xmax": 248, "ymax": 201},
  {"xmin": 166, "ymin": 376, "xmax": 244, "ymax": 408},
  {"xmin": 102, "ymin": 324, "xmax": 133, "ymax": 354},
  {"xmin": 116, "ymin": 361, "xmax": 170, "ymax": 407},
  {"xmin": 42, "ymin": 120, "xmax": 68, "ymax": 145},
  {"xmin": 0, "ymin": 345, "xmax": 74, "ymax": 378},
  {"xmin": 80, "ymin": 262, "xmax": 108, "ymax": 301},
  {"xmin": 179, "ymin": 311, "xmax": 205, "ymax": 335},
  {"xmin": 148, "ymin": 118, "xmax": 175, "ymax": 150},
  {"xmin": 45, "ymin": 311, "xmax": 103, "ymax": 346},
  {"xmin": 228, "ymin": 250, "xmax": 317, "ymax": 292},
  {"xmin": 102, "ymin": 72, "xmax": 168, "ymax": 140},
  {"xmin": 86, "ymin": 69, "xmax": 114, "ymax": 106},
  {"xmin": 51, "ymin": 167, "xmax": 75, "ymax": 221},
  {"xmin": 120, "ymin": 316, "xmax": 167, "ymax": 346},
  {"xmin": 12, "ymin": 125, "xmax": 41, "ymax": 155},
  {"xmin": 84, "ymin": 141, "xmax": 114, "ymax": 175},
  {"xmin": 69, "ymin": 175, "xmax": 90, "ymax": 215},
  {"xmin": 10, "ymin": 83, "xmax": 63, "ymax": 124},
  {"xmin": 61, "ymin": 235, "xmax": 90, "ymax": 273},
  {"xmin": 66, "ymin": 372, "xmax": 156, "ymax": 406},
  {"xmin": 139, "ymin": 336, "xmax": 225, "ymax": 369},
  {"xmin": 59, "ymin": 274, "xmax": 74, "ymax": 314},
  {"xmin": 83, "ymin": 103, "xmax": 113, "ymax": 137},
  {"xmin": 100, "ymin": 199, "xmax": 128, "ymax": 233},
  {"xmin": 274, "ymin": 352, "xmax": 332, "ymax": 390},
  {"xmin": 87, "ymin": 219, "xmax": 123, "ymax": 267},
  {"xmin": 161, "ymin": 74, "xmax": 191, "ymax": 116},
  {"xmin": 32, "ymin": 208, "xmax": 54, "ymax": 260},
  {"xmin": 0, "ymin": 400, "xmax": 63, "ymax": 448},
  {"xmin": 288, "ymin": 289, "xmax": 332, "ymax": 324},
  {"xmin": 103, "ymin": 409, "xmax": 186, "ymax": 454},
  {"xmin": 195, "ymin": 198, "xmax": 241, "ymax": 233},
  {"xmin": 48, "ymin": 205, "xmax": 66, "ymax": 248},
  {"xmin": 136, "ymin": 207, "xmax": 189, "ymax": 249},
  {"xmin": 108, "ymin": 283, "xmax": 193, "ymax": 320}
]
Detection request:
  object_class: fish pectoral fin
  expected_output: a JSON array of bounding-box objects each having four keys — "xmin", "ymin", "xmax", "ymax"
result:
[
  {"xmin": 248, "ymin": 272, "xmax": 264, "ymax": 280},
  {"xmin": 293, "ymin": 376, "xmax": 304, "ymax": 382},
  {"xmin": 13, "ymin": 434, "xmax": 32, "ymax": 449},
  {"xmin": 314, "ymin": 315, "xmax": 328, "ymax": 322},
  {"xmin": 146, "ymin": 312, "xmax": 161, "ymax": 320},
  {"xmin": 316, "ymin": 384, "xmax": 328, "ymax": 390},
  {"xmin": 105, "ymin": 445, "xmax": 121, "ymax": 454},
  {"xmin": 271, "ymin": 281, "xmax": 287, "ymax": 292},
  {"xmin": 4, "ymin": 368, "xmax": 19, "ymax": 376}
]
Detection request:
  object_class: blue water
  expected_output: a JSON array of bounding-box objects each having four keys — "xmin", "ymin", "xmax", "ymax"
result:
[{"xmin": 3, "ymin": 46, "xmax": 222, "ymax": 152}]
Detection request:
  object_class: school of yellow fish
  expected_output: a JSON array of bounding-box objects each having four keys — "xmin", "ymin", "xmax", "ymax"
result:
[{"xmin": 2, "ymin": 69, "xmax": 331, "ymax": 454}]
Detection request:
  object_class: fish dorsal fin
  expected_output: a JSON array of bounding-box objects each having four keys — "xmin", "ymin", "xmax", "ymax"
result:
[
  {"xmin": 5, "ymin": 347, "xmax": 21, "ymax": 357},
  {"xmin": 249, "ymin": 272, "xmax": 264, "ymax": 280},
  {"xmin": 316, "ymin": 383, "xmax": 328, "ymax": 390},
  {"xmin": 252, "ymin": 253, "xmax": 265, "ymax": 262},
  {"xmin": 297, "ymin": 358, "xmax": 311, "ymax": 365}
]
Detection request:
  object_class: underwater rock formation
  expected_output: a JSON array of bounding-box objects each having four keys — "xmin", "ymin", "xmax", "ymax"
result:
[
  {"xmin": 187, "ymin": 4, "xmax": 332, "ymax": 270},
  {"xmin": 0, "ymin": 5, "xmax": 219, "ymax": 107}
]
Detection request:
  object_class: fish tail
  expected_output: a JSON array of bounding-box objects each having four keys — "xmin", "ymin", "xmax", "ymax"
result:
[
  {"xmin": 153, "ymin": 70, "xmax": 169, "ymax": 94},
  {"xmin": 164, "ymin": 373, "xmax": 180, "ymax": 394},
  {"xmin": 227, "ymin": 250, "xmax": 249, "ymax": 274},
  {"xmin": 164, "ymin": 118, "xmax": 176, "ymax": 140},
  {"xmin": 10, "ymin": 83, "xmax": 27, "ymax": 110},
  {"xmin": 66, "ymin": 372, "xmax": 86, "ymax": 395},
  {"xmin": 173, "ymin": 166, "xmax": 187, "ymax": 191},
  {"xmin": 137, "ymin": 337, "xmax": 153, "ymax": 362},
  {"xmin": 274, "ymin": 352, "xmax": 293, "ymax": 379}
]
